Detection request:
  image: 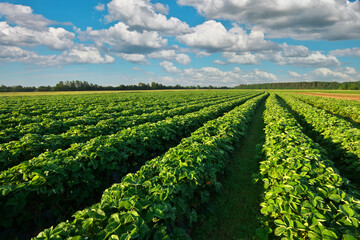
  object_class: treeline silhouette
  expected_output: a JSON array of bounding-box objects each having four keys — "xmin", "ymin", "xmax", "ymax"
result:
[
  {"xmin": 235, "ymin": 81, "xmax": 360, "ymax": 90},
  {"xmin": 0, "ymin": 80, "xmax": 228, "ymax": 92},
  {"xmin": 2, "ymin": 80, "xmax": 360, "ymax": 92}
]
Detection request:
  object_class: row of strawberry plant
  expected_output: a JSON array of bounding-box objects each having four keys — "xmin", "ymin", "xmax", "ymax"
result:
[
  {"xmin": 0, "ymin": 92, "xmax": 226, "ymax": 140},
  {"xmin": 278, "ymin": 93, "xmax": 360, "ymax": 184},
  {"xmin": 291, "ymin": 93, "xmax": 360, "ymax": 123},
  {"xmin": 0, "ymin": 93, "xmax": 261, "ymax": 238},
  {"xmin": 0, "ymin": 92, "xmax": 242, "ymax": 144},
  {"xmin": 0, "ymin": 92, "xmax": 231, "ymax": 129},
  {"xmin": 0, "ymin": 93, "xmax": 134, "ymax": 118},
  {"xmin": 33, "ymin": 93, "xmax": 268, "ymax": 240},
  {"xmin": 0, "ymin": 94, "xmax": 249, "ymax": 171},
  {"xmin": 0, "ymin": 91, "xmax": 238, "ymax": 118},
  {"xmin": 257, "ymin": 94, "xmax": 360, "ymax": 240}
]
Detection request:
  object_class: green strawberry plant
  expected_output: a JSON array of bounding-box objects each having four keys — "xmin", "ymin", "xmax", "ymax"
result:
[
  {"xmin": 33, "ymin": 93, "xmax": 267, "ymax": 239},
  {"xmin": 257, "ymin": 94, "xmax": 360, "ymax": 240}
]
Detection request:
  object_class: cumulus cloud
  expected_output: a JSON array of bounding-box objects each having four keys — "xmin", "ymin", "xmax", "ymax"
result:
[
  {"xmin": 148, "ymin": 50, "xmax": 191, "ymax": 65},
  {"xmin": 0, "ymin": 45, "xmax": 114, "ymax": 65},
  {"xmin": 217, "ymin": 52, "xmax": 260, "ymax": 65},
  {"xmin": 152, "ymin": 3, "xmax": 169, "ymax": 15},
  {"xmin": 159, "ymin": 61, "xmax": 181, "ymax": 73},
  {"xmin": 215, "ymin": 43, "xmax": 340, "ymax": 67},
  {"xmin": 0, "ymin": 45, "xmax": 54, "ymax": 64},
  {"xmin": 106, "ymin": 0, "xmax": 190, "ymax": 35},
  {"xmin": 179, "ymin": 66, "xmax": 278, "ymax": 86},
  {"xmin": 83, "ymin": 22, "xmax": 167, "ymax": 53},
  {"xmin": 0, "ymin": 2, "xmax": 56, "ymax": 30},
  {"xmin": 307, "ymin": 67, "xmax": 359, "ymax": 82},
  {"xmin": 178, "ymin": 0, "xmax": 360, "ymax": 40},
  {"xmin": 57, "ymin": 45, "xmax": 115, "ymax": 64},
  {"xmin": 272, "ymin": 48, "xmax": 340, "ymax": 68},
  {"xmin": 330, "ymin": 47, "xmax": 360, "ymax": 57},
  {"xmin": 288, "ymin": 70, "xmax": 302, "ymax": 78},
  {"xmin": 0, "ymin": 21, "xmax": 75, "ymax": 50},
  {"xmin": 288, "ymin": 67, "xmax": 360, "ymax": 82},
  {"xmin": 95, "ymin": 3, "xmax": 106, "ymax": 11},
  {"xmin": 177, "ymin": 20, "xmax": 278, "ymax": 53},
  {"xmin": 117, "ymin": 53, "xmax": 148, "ymax": 64}
]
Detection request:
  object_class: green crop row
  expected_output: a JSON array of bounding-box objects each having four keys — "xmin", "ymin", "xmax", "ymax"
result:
[
  {"xmin": 257, "ymin": 94, "xmax": 360, "ymax": 239},
  {"xmin": 0, "ymin": 92, "xmax": 231, "ymax": 129},
  {"xmin": 279, "ymin": 94, "xmax": 360, "ymax": 183},
  {"xmin": 291, "ymin": 94, "xmax": 360, "ymax": 123},
  {"xmin": 0, "ymin": 93, "xmax": 237, "ymax": 144},
  {"xmin": 33, "ymin": 93, "xmax": 267, "ymax": 240},
  {"xmin": 0, "ymin": 91, "xmax": 238, "ymax": 120},
  {"xmin": 0, "ymin": 94, "xmax": 247, "ymax": 170},
  {"xmin": 0, "ymin": 92, "xmax": 261, "ymax": 238}
]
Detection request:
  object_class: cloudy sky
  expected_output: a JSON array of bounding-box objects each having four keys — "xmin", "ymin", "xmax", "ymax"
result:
[{"xmin": 0, "ymin": 0, "xmax": 360, "ymax": 87}]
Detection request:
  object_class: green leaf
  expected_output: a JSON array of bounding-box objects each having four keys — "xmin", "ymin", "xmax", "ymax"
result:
[
  {"xmin": 82, "ymin": 218, "xmax": 94, "ymax": 229},
  {"xmin": 109, "ymin": 235, "xmax": 120, "ymax": 240},
  {"xmin": 329, "ymin": 194, "xmax": 341, "ymax": 203},
  {"xmin": 322, "ymin": 229, "xmax": 338, "ymax": 239},
  {"xmin": 274, "ymin": 219, "xmax": 285, "ymax": 226},
  {"xmin": 339, "ymin": 204, "xmax": 354, "ymax": 217},
  {"xmin": 274, "ymin": 226, "xmax": 287, "ymax": 236},
  {"xmin": 308, "ymin": 231, "xmax": 321, "ymax": 239},
  {"xmin": 343, "ymin": 234, "xmax": 357, "ymax": 240}
]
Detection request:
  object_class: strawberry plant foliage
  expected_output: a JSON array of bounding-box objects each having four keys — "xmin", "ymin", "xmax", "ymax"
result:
[
  {"xmin": 292, "ymin": 93, "xmax": 360, "ymax": 123},
  {"xmin": 0, "ymin": 94, "xmax": 246, "ymax": 170},
  {"xmin": 0, "ymin": 91, "xmax": 262, "ymax": 238},
  {"xmin": 279, "ymin": 93, "xmax": 360, "ymax": 183},
  {"xmin": 258, "ymin": 94, "xmax": 360, "ymax": 239},
  {"xmin": 33, "ymin": 93, "xmax": 267, "ymax": 239}
]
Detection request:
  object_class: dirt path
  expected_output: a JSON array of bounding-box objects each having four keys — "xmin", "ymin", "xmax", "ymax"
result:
[
  {"xmin": 295, "ymin": 92, "xmax": 360, "ymax": 101},
  {"xmin": 191, "ymin": 100, "xmax": 266, "ymax": 240}
]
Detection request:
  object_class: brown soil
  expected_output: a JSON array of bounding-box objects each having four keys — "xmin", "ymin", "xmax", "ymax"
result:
[{"xmin": 295, "ymin": 92, "xmax": 360, "ymax": 102}]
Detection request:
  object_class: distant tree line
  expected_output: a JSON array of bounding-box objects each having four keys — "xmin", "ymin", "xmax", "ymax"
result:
[
  {"xmin": 0, "ymin": 80, "xmax": 229, "ymax": 92},
  {"xmin": 235, "ymin": 81, "xmax": 360, "ymax": 90}
]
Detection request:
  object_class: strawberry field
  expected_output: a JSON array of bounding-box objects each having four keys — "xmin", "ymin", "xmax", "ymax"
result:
[{"xmin": 0, "ymin": 90, "xmax": 359, "ymax": 239}]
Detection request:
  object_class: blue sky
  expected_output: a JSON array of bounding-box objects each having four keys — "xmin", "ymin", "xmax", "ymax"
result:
[{"xmin": 0, "ymin": 0, "xmax": 360, "ymax": 87}]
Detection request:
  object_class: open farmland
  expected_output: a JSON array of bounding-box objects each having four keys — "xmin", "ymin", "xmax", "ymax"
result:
[{"xmin": 0, "ymin": 90, "xmax": 360, "ymax": 240}]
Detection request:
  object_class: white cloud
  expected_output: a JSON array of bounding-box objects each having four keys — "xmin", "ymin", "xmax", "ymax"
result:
[
  {"xmin": 0, "ymin": 2, "xmax": 55, "ymax": 30},
  {"xmin": 344, "ymin": 67, "xmax": 357, "ymax": 75},
  {"xmin": 148, "ymin": 50, "xmax": 191, "ymax": 65},
  {"xmin": 177, "ymin": 20, "xmax": 278, "ymax": 52},
  {"xmin": 180, "ymin": 66, "xmax": 278, "ymax": 86},
  {"xmin": 218, "ymin": 52, "xmax": 260, "ymax": 65},
  {"xmin": 152, "ymin": 3, "xmax": 169, "ymax": 15},
  {"xmin": 215, "ymin": 43, "xmax": 340, "ymax": 67},
  {"xmin": 0, "ymin": 45, "xmax": 114, "ymax": 65},
  {"xmin": 57, "ymin": 45, "xmax": 115, "ymax": 64},
  {"xmin": 307, "ymin": 68, "xmax": 358, "ymax": 82},
  {"xmin": 0, "ymin": 45, "xmax": 54, "ymax": 64},
  {"xmin": 195, "ymin": 50, "xmax": 211, "ymax": 57},
  {"xmin": 84, "ymin": 22, "xmax": 167, "ymax": 53},
  {"xmin": 106, "ymin": 0, "xmax": 190, "ymax": 35},
  {"xmin": 0, "ymin": 21, "xmax": 75, "ymax": 50},
  {"xmin": 95, "ymin": 3, "xmax": 106, "ymax": 11},
  {"xmin": 178, "ymin": 0, "xmax": 360, "ymax": 40},
  {"xmin": 288, "ymin": 70, "xmax": 301, "ymax": 78},
  {"xmin": 288, "ymin": 67, "xmax": 360, "ymax": 82},
  {"xmin": 117, "ymin": 53, "xmax": 148, "ymax": 64},
  {"xmin": 281, "ymin": 44, "xmax": 310, "ymax": 58},
  {"xmin": 177, "ymin": 20, "xmax": 235, "ymax": 51},
  {"xmin": 159, "ymin": 61, "xmax": 181, "ymax": 73},
  {"xmin": 272, "ymin": 50, "xmax": 340, "ymax": 68},
  {"xmin": 330, "ymin": 47, "xmax": 360, "ymax": 57}
]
